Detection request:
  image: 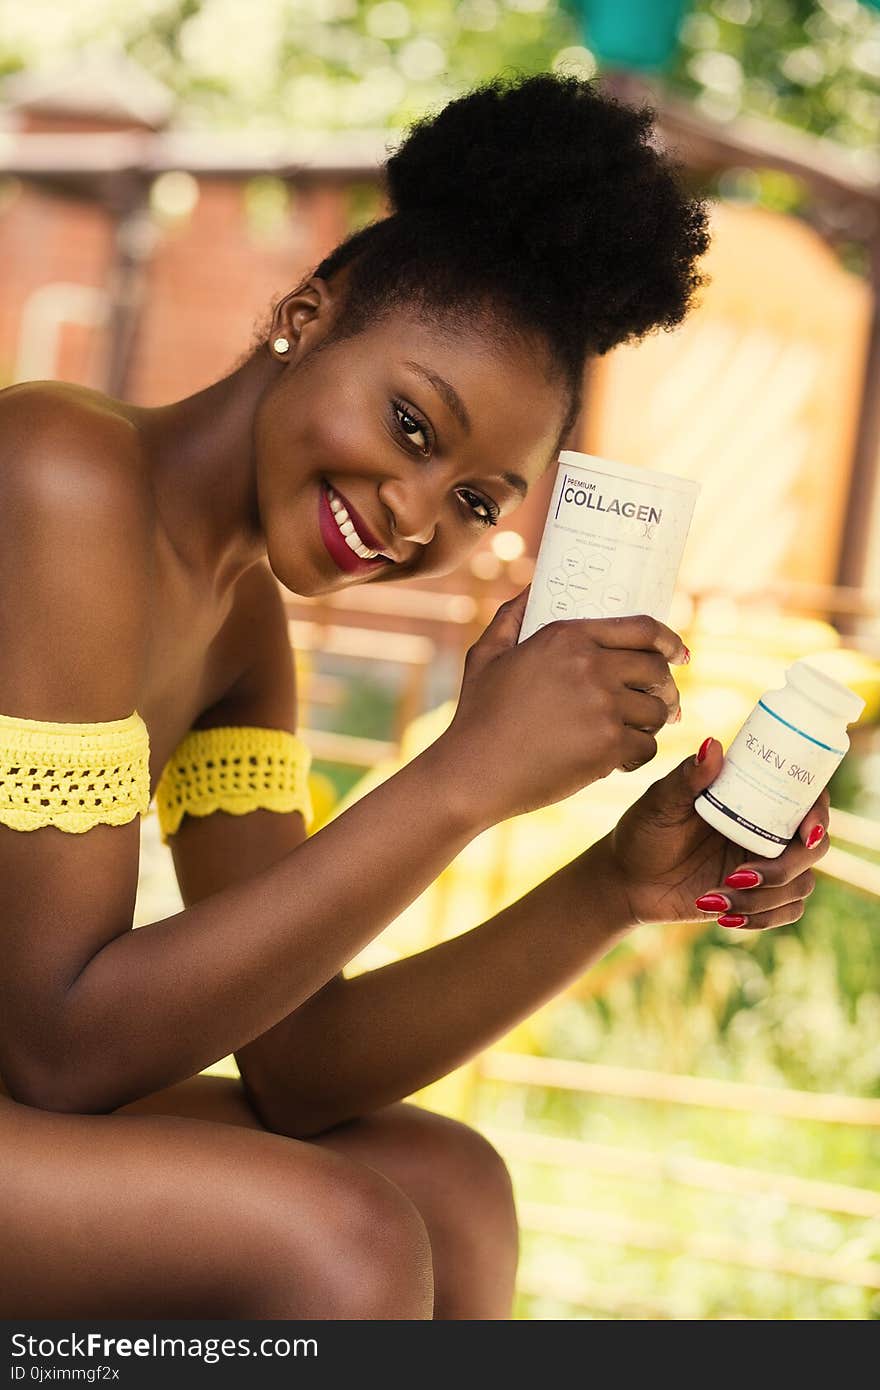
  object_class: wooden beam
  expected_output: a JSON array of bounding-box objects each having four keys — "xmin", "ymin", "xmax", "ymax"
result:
[
  {"xmin": 299, "ymin": 728, "xmax": 395, "ymax": 767},
  {"xmin": 817, "ymin": 844, "xmax": 880, "ymax": 899},
  {"xmin": 479, "ymin": 1052, "xmax": 880, "ymax": 1126},
  {"xmin": 484, "ymin": 1126, "xmax": 880, "ymax": 1220},
  {"xmin": 519, "ymin": 1202, "xmax": 880, "ymax": 1289}
]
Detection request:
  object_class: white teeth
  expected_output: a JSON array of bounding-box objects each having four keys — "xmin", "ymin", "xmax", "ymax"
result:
[
  {"xmin": 326, "ymin": 484, "xmax": 381, "ymax": 559},
  {"xmin": 346, "ymin": 534, "xmax": 375, "ymax": 559}
]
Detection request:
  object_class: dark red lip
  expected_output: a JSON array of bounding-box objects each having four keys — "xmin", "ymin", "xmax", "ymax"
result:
[
  {"xmin": 326, "ymin": 482, "xmax": 386, "ymax": 553},
  {"xmin": 318, "ymin": 481, "xmax": 387, "ymax": 575}
]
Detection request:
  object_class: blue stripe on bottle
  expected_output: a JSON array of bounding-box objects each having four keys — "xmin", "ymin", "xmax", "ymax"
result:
[{"xmin": 757, "ymin": 701, "xmax": 845, "ymax": 755}]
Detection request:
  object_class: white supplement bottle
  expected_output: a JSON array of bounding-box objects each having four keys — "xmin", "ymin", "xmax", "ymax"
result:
[{"xmin": 694, "ymin": 660, "xmax": 865, "ymax": 858}]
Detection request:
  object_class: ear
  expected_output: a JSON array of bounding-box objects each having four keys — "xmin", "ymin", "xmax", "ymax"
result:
[{"xmin": 270, "ymin": 275, "xmax": 338, "ymax": 359}]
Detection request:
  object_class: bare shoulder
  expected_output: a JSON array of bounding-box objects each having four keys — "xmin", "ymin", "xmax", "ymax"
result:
[
  {"xmin": 0, "ymin": 379, "xmax": 147, "ymax": 497},
  {"xmin": 0, "ymin": 381, "xmax": 151, "ymax": 719}
]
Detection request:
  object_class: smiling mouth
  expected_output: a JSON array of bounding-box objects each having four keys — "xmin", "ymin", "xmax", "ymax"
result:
[
  {"xmin": 325, "ymin": 483, "xmax": 388, "ymax": 560},
  {"xmin": 318, "ymin": 480, "xmax": 393, "ymax": 576}
]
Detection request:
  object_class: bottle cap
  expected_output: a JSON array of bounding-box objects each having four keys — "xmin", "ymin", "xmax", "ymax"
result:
[{"xmin": 786, "ymin": 660, "xmax": 866, "ymax": 725}]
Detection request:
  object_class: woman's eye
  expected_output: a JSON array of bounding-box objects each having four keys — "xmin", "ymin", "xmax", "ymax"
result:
[
  {"xmin": 457, "ymin": 489, "xmax": 499, "ymax": 528},
  {"xmin": 390, "ymin": 399, "xmax": 498, "ymax": 528},
  {"xmin": 392, "ymin": 400, "xmax": 431, "ymax": 456}
]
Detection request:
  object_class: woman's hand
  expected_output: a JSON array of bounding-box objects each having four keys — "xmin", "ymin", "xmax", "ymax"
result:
[
  {"xmin": 593, "ymin": 736, "xmax": 830, "ymax": 928},
  {"xmin": 436, "ymin": 585, "xmax": 689, "ymax": 830}
]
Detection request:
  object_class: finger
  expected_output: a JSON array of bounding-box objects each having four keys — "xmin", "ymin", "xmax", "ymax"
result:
[
  {"xmin": 722, "ymin": 831, "xmax": 830, "ymax": 891},
  {"xmin": 613, "ymin": 651, "xmax": 670, "ymax": 690},
  {"xmin": 619, "ymin": 689, "xmax": 670, "ymax": 733},
  {"xmin": 612, "ymin": 652, "xmax": 681, "ymax": 721},
  {"xmin": 688, "ymin": 736, "xmax": 724, "ymax": 794},
  {"xmin": 797, "ymin": 785, "xmax": 831, "ymax": 848},
  {"xmin": 716, "ymin": 899, "xmax": 808, "ymax": 932},
  {"xmin": 695, "ymin": 869, "xmax": 815, "ymax": 918},
  {"xmin": 469, "ymin": 585, "xmax": 532, "ymax": 670},
  {"xmin": 617, "ymin": 727, "xmax": 658, "ymax": 772},
  {"xmin": 491, "ymin": 584, "xmax": 531, "ymax": 638},
  {"xmin": 578, "ymin": 614, "xmax": 689, "ymax": 665}
]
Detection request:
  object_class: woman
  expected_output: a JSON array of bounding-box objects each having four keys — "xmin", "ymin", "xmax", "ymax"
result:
[{"xmin": 0, "ymin": 73, "xmax": 827, "ymax": 1319}]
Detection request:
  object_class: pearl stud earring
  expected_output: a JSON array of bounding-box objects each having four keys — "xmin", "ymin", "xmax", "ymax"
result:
[{"xmin": 272, "ymin": 336, "xmax": 290, "ymax": 354}]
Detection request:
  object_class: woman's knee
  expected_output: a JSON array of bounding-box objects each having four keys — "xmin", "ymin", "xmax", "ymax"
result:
[
  {"xmin": 322, "ymin": 1105, "xmax": 519, "ymax": 1268},
  {"xmin": 408, "ymin": 1111, "xmax": 518, "ymax": 1242},
  {"xmin": 402, "ymin": 1113, "xmax": 519, "ymax": 1319},
  {"xmin": 239, "ymin": 1156, "xmax": 434, "ymax": 1320},
  {"xmin": 327, "ymin": 1165, "xmax": 434, "ymax": 1319},
  {"xmin": 326, "ymin": 1107, "xmax": 519, "ymax": 1319},
  {"xmin": 448, "ymin": 1121, "xmax": 516, "ymax": 1215}
]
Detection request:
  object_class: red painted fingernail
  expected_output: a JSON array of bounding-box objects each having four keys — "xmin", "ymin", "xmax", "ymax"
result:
[
  {"xmin": 695, "ymin": 893, "xmax": 731, "ymax": 912},
  {"xmin": 673, "ymin": 706, "xmax": 682, "ymax": 723},
  {"xmin": 695, "ymin": 737, "xmax": 713, "ymax": 765},
  {"xmin": 717, "ymin": 914, "xmax": 748, "ymax": 928},
  {"xmin": 806, "ymin": 825, "xmax": 825, "ymax": 849},
  {"xmin": 724, "ymin": 869, "xmax": 763, "ymax": 889},
  {"xmin": 682, "ymin": 646, "xmax": 691, "ymax": 664}
]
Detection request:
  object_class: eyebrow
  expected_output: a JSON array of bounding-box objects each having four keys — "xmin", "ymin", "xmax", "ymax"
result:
[
  {"xmin": 500, "ymin": 471, "xmax": 529, "ymax": 498},
  {"xmin": 403, "ymin": 360, "xmax": 529, "ymax": 498}
]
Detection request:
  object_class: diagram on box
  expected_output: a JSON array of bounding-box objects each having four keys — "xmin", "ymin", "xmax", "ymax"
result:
[{"xmin": 541, "ymin": 546, "xmax": 629, "ymax": 622}]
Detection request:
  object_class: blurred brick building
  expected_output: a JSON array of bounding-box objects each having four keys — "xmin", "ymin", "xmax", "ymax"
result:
[{"xmin": 0, "ymin": 56, "xmax": 356, "ymax": 408}]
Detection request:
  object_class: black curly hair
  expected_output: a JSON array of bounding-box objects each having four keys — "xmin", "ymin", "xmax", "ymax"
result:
[{"xmin": 298, "ymin": 70, "xmax": 710, "ymax": 450}]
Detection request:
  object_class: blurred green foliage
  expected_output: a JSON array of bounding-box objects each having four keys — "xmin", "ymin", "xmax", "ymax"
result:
[
  {"xmin": 542, "ymin": 876, "xmax": 880, "ymax": 1095},
  {"xmin": 479, "ymin": 871, "xmax": 880, "ymax": 1319},
  {"xmin": 670, "ymin": 0, "xmax": 880, "ymax": 148},
  {"xmin": 0, "ymin": 0, "xmax": 877, "ymax": 151}
]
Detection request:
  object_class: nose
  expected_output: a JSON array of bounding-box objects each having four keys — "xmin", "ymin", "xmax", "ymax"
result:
[{"xmin": 379, "ymin": 478, "xmax": 439, "ymax": 549}]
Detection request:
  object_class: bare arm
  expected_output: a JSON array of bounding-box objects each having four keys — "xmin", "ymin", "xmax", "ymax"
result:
[
  {"xmin": 167, "ymin": 572, "xmax": 634, "ymax": 1137},
  {"xmin": 64, "ymin": 739, "xmax": 479, "ymax": 1113},
  {"xmin": 237, "ymin": 838, "xmax": 632, "ymax": 1138}
]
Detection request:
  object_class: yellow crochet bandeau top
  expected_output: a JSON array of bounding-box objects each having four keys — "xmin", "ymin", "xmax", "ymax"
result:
[{"xmin": 0, "ymin": 710, "xmax": 313, "ymax": 842}]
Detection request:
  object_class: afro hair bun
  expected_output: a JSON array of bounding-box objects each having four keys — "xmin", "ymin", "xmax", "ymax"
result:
[
  {"xmin": 382, "ymin": 71, "xmax": 710, "ymax": 357},
  {"xmin": 386, "ymin": 72, "xmax": 642, "ymax": 255},
  {"xmin": 385, "ymin": 71, "xmax": 707, "ymax": 276},
  {"xmin": 310, "ymin": 69, "xmax": 710, "ymax": 439}
]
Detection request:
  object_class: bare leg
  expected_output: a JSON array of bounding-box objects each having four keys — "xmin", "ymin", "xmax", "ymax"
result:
[
  {"xmin": 312, "ymin": 1103, "xmax": 519, "ymax": 1319},
  {"xmin": 0, "ymin": 1093, "xmax": 433, "ymax": 1319},
  {"xmin": 119, "ymin": 1076, "xmax": 519, "ymax": 1319}
]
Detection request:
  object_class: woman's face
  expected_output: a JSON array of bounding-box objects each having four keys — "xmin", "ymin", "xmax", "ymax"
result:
[{"xmin": 253, "ymin": 276, "xmax": 568, "ymax": 597}]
